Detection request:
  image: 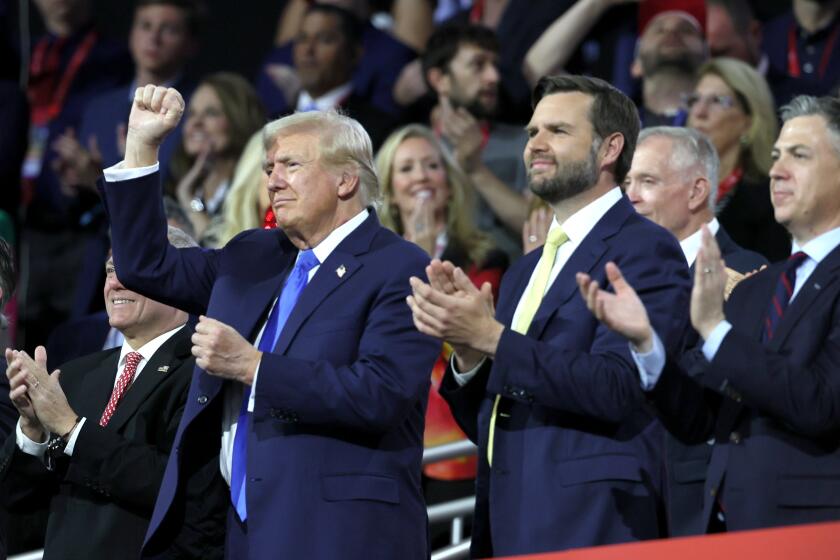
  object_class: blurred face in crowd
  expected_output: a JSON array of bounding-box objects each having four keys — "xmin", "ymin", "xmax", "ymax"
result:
[
  {"xmin": 637, "ymin": 13, "xmax": 706, "ymax": 77},
  {"xmin": 293, "ymin": 11, "xmax": 357, "ymax": 98},
  {"xmin": 624, "ymin": 136, "xmax": 696, "ymax": 239},
  {"xmin": 687, "ymin": 73, "xmax": 751, "ymax": 163},
  {"xmin": 770, "ymin": 115, "xmax": 840, "ymax": 244},
  {"xmin": 441, "ymin": 43, "xmax": 500, "ymax": 119},
  {"xmin": 390, "ymin": 137, "xmax": 451, "ymax": 220},
  {"xmin": 265, "ymin": 132, "xmax": 351, "ymax": 243},
  {"xmin": 183, "ymin": 84, "xmax": 231, "ymax": 157},
  {"xmin": 104, "ymin": 258, "xmax": 184, "ymax": 344},
  {"xmin": 33, "ymin": 0, "xmax": 90, "ymax": 32},
  {"xmin": 130, "ymin": 3, "xmax": 194, "ymax": 79},
  {"xmin": 706, "ymin": 4, "xmax": 759, "ymax": 64},
  {"xmin": 525, "ymin": 92, "xmax": 601, "ymax": 204}
]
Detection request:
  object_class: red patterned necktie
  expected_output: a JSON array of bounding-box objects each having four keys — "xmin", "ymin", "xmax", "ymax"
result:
[{"xmin": 99, "ymin": 351, "xmax": 142, "ymax": 426}]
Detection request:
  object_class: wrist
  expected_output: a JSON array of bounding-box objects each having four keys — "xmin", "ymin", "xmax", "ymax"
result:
[
  {"xmin": 124, "ymin": 135, "xmax": 159, "ymax": 168},
  {"xmin": 696, "ymin": 313, "xmax": 725, "ymax": 340},
  {"xmin": 55, "ymin": 415, "xmax": 81, "ymax": 440},
  {"xmin": 21, "ymin": 422, "xmax": 46, "ymax": 444},
  {"xmin": 475, "ymin": 321, "xmax": 504, "ymax": 358},
  {"xmin": 630, "ymin": 328, "xmax": 654, "ymax": 353}
]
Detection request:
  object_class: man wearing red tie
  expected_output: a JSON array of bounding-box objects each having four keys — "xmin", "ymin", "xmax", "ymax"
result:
[
  {"xmin": 578, "ymin": 94, "xmax": 840, "ymax": 533},
  {"xmin": 0, "ymin": 227, "xmax": 225, "ymax": 559}
]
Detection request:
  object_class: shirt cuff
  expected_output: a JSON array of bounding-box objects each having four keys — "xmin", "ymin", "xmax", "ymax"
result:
[
  {"xmin": 63, "ymin": 417, "xmax": 87, "ymax": 456},
  {"xmin": 248, "ymin": 360, "xmax": 261, "ymax": 413},
  {"xmin": 102, "ymin": 161, "xmax": 160, "ymax": 182},
  {"xmin": 15, "ymin": 419, "xmax": 48, "ymax": 458},
  {"xmin": 631, "ymin": 331, "xmax": 666, "ymax": 391},
  {"xmin": 701, "ymin": 321, "xmax": 732, "ymax": 362},
  {"xmin": 450, "ymin": 354, "xmax": 486, "ymax": 387}
]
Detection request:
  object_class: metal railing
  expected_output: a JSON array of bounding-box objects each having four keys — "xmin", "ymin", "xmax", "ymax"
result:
[{"xmin": 9, "ymin": 440, "xmax": 479, "ymax": 560}]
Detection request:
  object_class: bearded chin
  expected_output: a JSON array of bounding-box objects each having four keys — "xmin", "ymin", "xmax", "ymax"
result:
[{"xmin": 529, "ymin": 157, "xmax": 599, "ymax": 204}]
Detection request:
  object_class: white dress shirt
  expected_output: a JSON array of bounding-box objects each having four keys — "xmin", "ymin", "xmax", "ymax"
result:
[
  {"xmin": 679, "ymin": 218, "xmax": 720, "ymax": 267},
  {"xmin": 296, "ymin": 83, "xmax": 354, "ymax": 112},
  {"xmin": 453, "ymin": 187, "xmax": 624, "ymax": 384},
  {"xmin": 16, "ymin": 324, "xmax": 186, "ymax": 458},
  {"xmin": 634, "ymin": 225, "xmax": 840, "ymax": 390}
]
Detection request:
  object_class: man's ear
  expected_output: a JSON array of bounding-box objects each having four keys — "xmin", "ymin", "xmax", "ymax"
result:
[
  {"xmin": 337, "ymin": 171, "xmax": 360, "ymax": 200},
  {"xmin": 688, "ymin": 176, "xmax": 711, "ymax": 212},
  {"xmin": 599, "ymin": 132, "xmax": 625, "ymax": 171},
  {"xmin": 427, "ymin": 67, "xmax": 450, "ymax": 96}
]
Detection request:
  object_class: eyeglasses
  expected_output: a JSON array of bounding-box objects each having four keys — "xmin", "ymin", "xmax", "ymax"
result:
[{"xmin": 682, "ymin": 93, "xmax": 739, "ymax": 111}]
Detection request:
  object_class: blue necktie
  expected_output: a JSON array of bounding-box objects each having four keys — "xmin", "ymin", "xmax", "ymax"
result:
[
  {"xmin": 230, "ymin": 249, "xmax": 320, "ymax": 521},
  {"xmin": 762, "ymin": 251, "xmax": 807, "ymax": 343}
]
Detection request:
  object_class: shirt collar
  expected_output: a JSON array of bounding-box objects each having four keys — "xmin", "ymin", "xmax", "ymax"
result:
[
  {"xmin": 307, "ymin": 208, "xmax": 370, "ymax": 265},
  {"xmin": 793, "ymin": 225, "xmax": 840, "ymax": 264},
  {"xmin": 547, "ymin": 187, "xmax": 623, "ymax": 244},
  {"xmin": 296, "ymin": 82, "xmax": 354, "ymax": 112},
  {"xmin": 119, "ymin": 323, "xmax": 186, "ymax": 367},
  {"xmin": 680, "ymin": 218, "xmax": 720, "ymax": 266}
]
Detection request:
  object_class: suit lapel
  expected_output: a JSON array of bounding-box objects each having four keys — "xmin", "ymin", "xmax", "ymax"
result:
[
  {"xmin": 273, "ymin": 210, "xmax": 380, "ymax": 354},
  {"xmin": 106, "ymin": 326, "xmax": 193, "ymax": 431},
  {"xmin": 528, "ymin": 197, "xmax": 630, "ymax": 339},
  {"xmin": 769, "ymin": 247, "xmax": 840, "ymax": 349},
  {"xmin": 496, "ymin": 252, "xmax": 539, "ymax": 328},
  {"xmin": 76, "ymin": 351, "xmax": 122, "ymax": 421}
]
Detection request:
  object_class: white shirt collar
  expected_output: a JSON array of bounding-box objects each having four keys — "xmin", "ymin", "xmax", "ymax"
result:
[
  {"xmin": 680, "ymin": 218, "xmax": 720, "ymax": 266},
  {"xmin": 296, "ymin": 83, "xmax": 354, "ymax": 112},
  {"xmin": 118, "ymin": 323, "xmax": 186, "ymax": 368},
  {"xmin": 547, "ymin": 187, "xmax": 623, "ymax": 243},
  {"xmin": 793, "ymin": 225, "xmax": 840, "ymax": 264},
  {"xmin": 307, "ymin": 208, "xmax": 370, "ymax": 267}
]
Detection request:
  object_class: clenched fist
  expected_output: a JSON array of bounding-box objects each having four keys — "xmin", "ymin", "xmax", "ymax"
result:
[{"xmin": 124, "ymin": 85, "xmax": 185, "ymax": 168}]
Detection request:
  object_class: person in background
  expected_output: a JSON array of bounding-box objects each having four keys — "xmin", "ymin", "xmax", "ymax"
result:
[
  {"xmin": 705, "ymin": 0, "xmax": 765, "ymax": 69},
  {"xmin": 0, "ymin": 239, "xmax": 18, "ymax": 558},
  {"xmin": 166, "ymin": 72, "xmax": 265, "ymax": 244},
  {"xmin": 686, "ymin": 57, "xmax": 790, "ymax": 262},
  {"xmin": 376, "ymin": 124, "xmax": 506, "ymax": 545}
]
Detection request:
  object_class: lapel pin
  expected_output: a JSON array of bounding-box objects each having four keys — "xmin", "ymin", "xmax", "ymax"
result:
[
  {"xmin": 814, "ymin": 282, "xmax": 822, "ymax": 290},
  {"xmin": 157, "ymin": 365, "xmax": 170, "ymax": 373},
  {"xmin": 336, "ymin": 265, "xmax": 346, "ymax": 278}
]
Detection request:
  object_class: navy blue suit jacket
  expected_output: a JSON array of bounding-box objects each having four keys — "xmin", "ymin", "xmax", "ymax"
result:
[
  {"xmin": 665, "ymin": 226, "xmax": 767, "ymax": 537},
  {"xmin": 441, "ymin": 196, "xmax": 692, "ymax": 557},
  {"xmin": 652, "ymin": 241, "xmax": 840, "ymax": 533},
  {"xmin": 102, "ymin": 171, "xmax": 440, "ymax": 559}
]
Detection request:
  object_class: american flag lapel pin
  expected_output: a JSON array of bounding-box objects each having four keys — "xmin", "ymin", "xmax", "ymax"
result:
[
  {"xmin": 336, "ymin": 265, "xmax": 346, "ymax": 278},
  {"xmin": 157, "ymin": 365, "xmax": 170, "ymax": 373}
]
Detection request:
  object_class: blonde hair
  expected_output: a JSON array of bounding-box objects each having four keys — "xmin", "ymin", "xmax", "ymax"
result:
[
  {"xmin": 698, "ymin": 57, "xmax": 778, "ymax": 182},
  {"xmin": 262, "ymin": 110, "xmax": 379, "ymax": 206},
  {"xmin": 375, "ymin": 124, "xmax": 492, "ymax": 266},
  {"xmin": 212, "ymin": 131, "xmax": 268, "ymax": 246}
]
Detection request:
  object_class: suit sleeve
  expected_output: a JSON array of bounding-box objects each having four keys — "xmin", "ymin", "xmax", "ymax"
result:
[
  {"xmin": 100, "ymin": 171, "xmax": 221, "ymax": 315},
  {"xmin": 438, "ymin": 359, "xmax": 492, "ymax": 444},
  {"xmin": 484, "ymin": 236, "xmax": 692, "ymax": 423},
  {"xmin": 0, "ymin": 433, "xmax": 63, "ymax": 513},
  {"xmin": 252, "ymin": 253, "xmax": 441, "ymax": 434}
]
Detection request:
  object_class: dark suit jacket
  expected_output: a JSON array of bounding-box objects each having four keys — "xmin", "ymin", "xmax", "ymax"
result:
[
  {"xmin": 652, "ymin": 242, "xmax": 840, "ymax": 533},
  {"xmin": 718, "ymin": 178, "xmax": 791, "ymax": 264},
  {"xmin": 102, "ymin": 171, "xmax": 440, "ymax": 560},
  {"xmin": 0, "ymin": 326, "xmax": 222, "ymax": 560},
  {"xmin": 0, "ymin": 357, "xmax": 16, "ymax": 559},
  {"xmin": 441, "ymin": 196, "xmax": 692, "ymax": 557},
  {"xmin": 665, "ymin": 226, "xmax": 767, "ymax": 537}
]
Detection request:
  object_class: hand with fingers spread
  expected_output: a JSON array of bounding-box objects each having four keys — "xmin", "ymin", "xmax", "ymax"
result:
[
  {"xmin": 51, "ymin": 127, "xmax": 103, "ymax": 194},
  {"xmin": 407, "ymin": 264, "xmax": 500, "ymax": 370},
  {"xmin": 7, "ymin": 346, "xmax": 76, "ymax": 438},
  {"xmin": 691, "ymin": 226, "xmax": 727, "ymax": 339},
  {"xmin": 438, "ymin": 96, "xmax": 484, "ymax": 173},
  {"xmin": 191, "ymin": 315, "xmax": 261, "ymax": 385},
  {"xmin": 576, "ymin": 262, "xmax": 654, "ymax": 351}
]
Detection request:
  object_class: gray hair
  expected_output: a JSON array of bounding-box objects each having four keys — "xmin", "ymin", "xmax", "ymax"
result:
[
  {"xmin": 638, "ymin": 126, "xmax": 720, "ymax": 209},
  {"xmin": 0, "ymin": 239, "xmax": 14, "ymax": 310},
  {"xmin": 262, "ymin": 110, "xmax": 380, "ymax": 207},
  {"xmin": 780, "ymin": 95, "xmax": 840, "ymax": 157},
  {"xmin": 167, "ymin": 226, "xmax": 200, "ymax": 249}
]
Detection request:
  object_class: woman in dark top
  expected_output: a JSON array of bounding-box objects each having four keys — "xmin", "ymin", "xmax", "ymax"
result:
[{"xmin": 687, "ymin": 57, "xmax": 790, "ymax": 262}]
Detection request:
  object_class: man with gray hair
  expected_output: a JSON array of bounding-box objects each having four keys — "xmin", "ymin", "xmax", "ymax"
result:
[
  {"xmin": 101, "ymin": 85, "xmax": 439, "ymax": 559},
  {"xmin": 624, "ymin": 126, "xmax": 765, "ymax": 536},
  {"xmin": 578, "ymin": 95, "xmax": 840, "ymax": 534}
]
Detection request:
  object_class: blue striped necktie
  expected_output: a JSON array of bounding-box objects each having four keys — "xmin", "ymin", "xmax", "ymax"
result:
[
  {"xmin": 230, "ymin": 249, "xmax": 320, "ymax": 521},
  {"xmin": 762, "ymin": 251, "xmax": 808, "ymax": 343}
]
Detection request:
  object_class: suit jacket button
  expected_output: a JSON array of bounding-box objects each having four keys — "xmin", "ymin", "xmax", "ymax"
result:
[
  {"xmin": 197, "ymin": 395, "xmax": 209, "ymax": 405},
  {"xmin": 729, "ymin": 432, "xmax": 741, "ymax": 444},
  {"xmin": 710, "ymin": 488, "xmax": 717, "ymax": 497}
]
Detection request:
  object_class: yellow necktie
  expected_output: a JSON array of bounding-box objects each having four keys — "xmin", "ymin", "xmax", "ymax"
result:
[{"xmin": 487, "ymin": 226, "xmax": 568, "ymax": 466}]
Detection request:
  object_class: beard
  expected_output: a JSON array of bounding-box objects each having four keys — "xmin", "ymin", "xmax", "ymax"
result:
[
  {"xmin": 448, "ymin": 84, "xmax": 498, "ymax": 120},
  {"xmin": 639, "ymin": 48, "xmax": 705, "ymax": 77},
  {"xmin": 528, "ymin": 144, "xmax": 600, "ymax": 204}
]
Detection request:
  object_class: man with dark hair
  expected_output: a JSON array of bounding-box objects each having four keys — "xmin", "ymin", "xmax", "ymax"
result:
[
  {"xmin": 408, "ymin": 74, "xmax": 691, "ymax": 556},
  {"xmin": 580, "ymin": 94, "xmax": 840, "ymax": 534},
  {"xmin": 422, "ymin": 22, "xmax": 529, "ymax": 258},
  {"xmin": 2, "ymin": 228, "xmax": 224, "ymax": 559},
  {"xmin": 288, "ymin": 3, "xmax": 394, "ymax": 148},
  {"xmin": 706, "ymin": 0, "xmax": 764, "ymax": 67}
]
